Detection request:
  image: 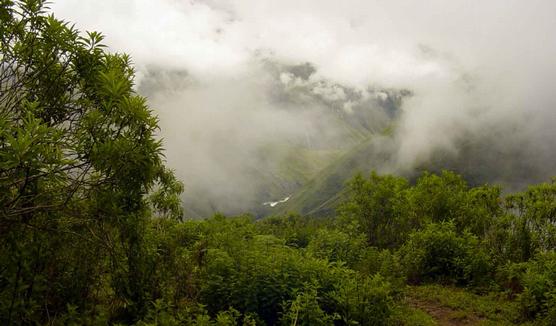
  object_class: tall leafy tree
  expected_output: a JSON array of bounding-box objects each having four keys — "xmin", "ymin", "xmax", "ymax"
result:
[{"xmin": 0, "ymin": 0, "xmax": 182, "ymax": 322}]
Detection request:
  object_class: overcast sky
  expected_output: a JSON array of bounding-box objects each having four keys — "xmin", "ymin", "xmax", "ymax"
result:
[
  {"xmin": 51, "ymin": 0, "xmax": 556, "ymax": 212},
  {"xmin": 52, "ymin": 0, "xmax": 556, "ymax": 84}
]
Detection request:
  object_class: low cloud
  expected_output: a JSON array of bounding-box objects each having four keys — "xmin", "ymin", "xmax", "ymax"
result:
[{"xmin": 52, "ymin": 0, "xmax": 556, "ymax": 214}]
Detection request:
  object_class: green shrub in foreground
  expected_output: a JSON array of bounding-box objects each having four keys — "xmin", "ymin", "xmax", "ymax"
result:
[
  {"xmin": 399, "ymin": 222, "xmax": 493, "ymax": 287},
  {"xmin": 306, "ymin": 228, "xmax": 366, "ymax": 268},
  {"xmin": 509, "ymin": 251, "xmax": 556, "ymax": 322},
  {"xmin": 198, "ymin": 223, "xmax": 395, "ymax": 325}
]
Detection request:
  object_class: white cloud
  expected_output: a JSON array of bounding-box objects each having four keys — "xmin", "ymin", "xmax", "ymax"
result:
[{"xmin": 51, "ymin": 0, "xmax": 556, "ymax": 211}]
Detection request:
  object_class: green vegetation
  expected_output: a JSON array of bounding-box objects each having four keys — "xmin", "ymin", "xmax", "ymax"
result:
[
  {"xmin": 1, "ymin": 1, "xmax": 556, "ymax": 325},
  {"xmin": 405, "ymin": 284, "xmax": 523, "ymax": 325},
  {"xmin": 276, "ymin": 137, "xmax": 385, "ymax": 217}
]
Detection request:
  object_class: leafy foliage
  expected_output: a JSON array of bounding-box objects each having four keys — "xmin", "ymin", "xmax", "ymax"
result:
[
  {"xmin": 0, "ymin": 1, "xmax": 182, "ymax": 323},
  {"xmin": 306, "ymin": 228, "xmax": 366, "ymax": 267},
  {"xmin": 1, "ymin": 1, "xmax": 556, "ymax": 325},
  {"xmin": 339, "ymin": 172, "xmax": 410, "ymax": 248},
  {"xmin": 399, "ymin": 222, "xmax": 493, "ymax": 286}
]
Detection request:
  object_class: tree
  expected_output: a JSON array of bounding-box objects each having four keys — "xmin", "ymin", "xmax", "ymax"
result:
[
  {"xmin": 0, "ymin": 0, "xmax": 182, "ymax": 322},
  {"xmin": 407, "ymin": 171, "xmax": 500, "ymax": 236},
  {"xmin": 339, "ymin": 172, "xmax": 410, "ymax": 248}
]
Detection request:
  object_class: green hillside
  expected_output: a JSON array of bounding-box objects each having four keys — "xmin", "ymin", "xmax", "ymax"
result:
[{"xmin": 270, "ymin": 135, "xmax": 395, "ymax": 217}]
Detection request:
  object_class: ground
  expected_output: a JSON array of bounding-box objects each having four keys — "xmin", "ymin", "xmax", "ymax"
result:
[{"xmin": 401, "ymin": 285, "xmax": 532, "ymax": 326}]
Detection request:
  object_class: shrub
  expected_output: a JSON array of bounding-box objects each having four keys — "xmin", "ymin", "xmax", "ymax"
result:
[
  {"xmin": 256, "ymin": 214, "xmax": 328, "ymax": 248},
  {"xmin": 499, "ymin": 180, "xmax": 556, "ymax": 262},
  {"xmin": 198, "ymin": 217, "xmax": 399, "ymax": 325},
  {"xmin": 357, "ymin": 247, "xmax": 406, "ymax": 290},
  {"xmin": 306, "ymin": 228, "xmax": 366, "ymax": 267},
  {"xmin": 328, "ymin": 274, "xmax": 394, "ymax": 326},
  {"xmin": 407, "ymin": 171, "xmax": 500, "ymax": 237},
  {"xmin": 339, "ymin": 172, "xmax": 411, "ymax": 248},
  {"xmin": 280, "ymin": 283, "xmax": 338, "ymax": 325},
  {"xmin": 514, "ymin": 251, "xmax": 556, "ymax": 321},
  {"xmin": 399, "ymin": 222, "xmax": 493, "ymax": 286}
]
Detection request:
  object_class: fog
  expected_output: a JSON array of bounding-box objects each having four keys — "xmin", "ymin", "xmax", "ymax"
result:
[{"xmin": 52, "ymin": 0, "xmax": 556, "ymax": 215}]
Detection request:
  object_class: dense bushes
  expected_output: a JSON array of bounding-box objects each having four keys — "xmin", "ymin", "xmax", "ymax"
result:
[
  {"xmin": 256, "ymin": 214, "xmax": 326, "ymax": 248},
  {"xmin": 132, "ymin": 195, "xmax": 556, "ymax": 325},
  {"xmin": 496, "ymin": 251, "xmax": 556, "ymax": 323},
  {"xmin": 339, "ymin": 171, "xmax": 556, "ymax": 324},
  {"xmin": 339, "ymin": 171, "xmax": 502, "ymax": 250},
  {"xmin": 330, "ymin": 274, "xmax": 394, "ymax": 325},
  {"xmin": 339, "ymin": 172, "xmax": 411, "ymax": 248},
  {"xmin": 306, "ymin": 228, "xmax": 366, "ymax": 267},
  {"xmin": 2, "ymin": 168, "xmax": 556, "ymax": 324},
  {"xmin": 399, "ymin": 222, "xmax": 493, "ymax": 287},
  {"xmin": 197, "ymin": 216, "xmax": 396, "ymax": 325},
  {"xmin": 148, "ymin": 186, "xmax": 555, "ymax": 324},
  {"xmin": 124, "ymin": 216, "xmax": 398, "ymax": 325},
  {"xmin": 280, "ymin": 283, "xmax": 338, "ymax": 325}
]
